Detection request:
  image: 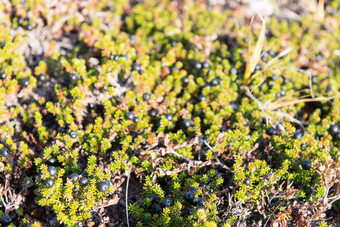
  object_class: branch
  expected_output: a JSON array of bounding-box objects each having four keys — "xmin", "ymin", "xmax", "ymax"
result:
[{"xmin": 241, "ymin": 86, "xmax": 269, "ymax": 126}]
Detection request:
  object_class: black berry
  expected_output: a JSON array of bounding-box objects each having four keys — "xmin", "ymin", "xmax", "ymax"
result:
[
  {"xmin": 149, "ymin": 109, "xmax": 158, "ymax": 117},
  {"xmin": 79, "ymin": 177, "xmax": 89, "ymax": 186},
  {"xmin": 171, "ymin": 66, "xmax": 179, "ymax": 73},
  {"xmin": 1, "ymin": 147, "xmax": 10, "ymax": 157},
  {"xmin": 294, "ymin": 131, "xmax": 304, "ymax": 140},
  {"xmin": 185, "ymin": 191, "xmax": 195, "ymax": 202},
  {"xmin": 161, "ymin": 198, "xmax": 174, "ymax": 207},
  {"xmin": 165, "ymin": 113, "xmax": 173, "ymax": 121},
  {"xmin": 210, "ymin": 78, "xmax": 219, "ymax": 86},
  {"xmin": 48, "ymin": 166, "xmax": 57, "ymax": 176},
  {"xmin": 182, "ymin": 76, "xmax": 189, "ymax": 84},
  {"xmin": 47, "ymin": 157, "xmax": 57, "ymax": 165},
  {"xmin": 282, "ymin": 76, "xmax": 289, "ymax": 84},
  {"xmin": 69, "ymin": 130, "xmax": 78, "ymax": 139},
  {"xmin": 300, "ymin": 143, "xmax": 307, "ymax": 151},
  {"xmin": 266, "ymin": 127, "xmax": 275, "ymax": 136},
  {"xmin": 244, "ymin": 178, "xmax": 251, "ymax": 185},
  {"xmin": 146, "ymin": 194, "xmax": 157, "ymax": 203},
  {"xmin": 0, "ymin": 73, "xmax": 6, "ymax": 79},
  {"xmin": 198, "ymin": 197, "xmax": 206, "ymax": 206},
  {"xmin": 230, "ymin": 67, "xmax": 237, "ymax": 75},
  {"xmin": 183, "ymin": 119, "xmax": 192, "ymax": 128},
  {"xmin": 133, "ymin": 116, "xmax": 139, "ymax": 123},
  {"xmin": 126, "ymin": 111, "xmax": 135, "ymax": 120},
  {"xmin": 69, "ymin": 73, "xmax": 79, "ymax": 82},
  {"xmin": 197, "ymin": 205, "xmax": 205, "ymax": 210},
  {"xmin": 330, "ymin": 124, "xmax": 339, "ymax": 135},
  {"xmin": 189, "ymin": 187, "xmax": 197, "ymax": 192},
  {"xmin": 280, "ymin": 88, "xmax": 286, "ymax": 96},
  {"xmin": 198, "ymin": 95, "xmax": 206, "ymax": 102},
  {"xmin": 99, "ymin": 181, "xmax": 110, "ymax": 192},
  {"xmin": 20, "ymin": 78, "xmax": 30, "ymax": 87},
  {"xmin": 132, "ymin": 64, "xmax": 141, "ymax": 71},
  {"xmin": 26, "ymin": 24, "xmax": 33, "ymax": 30},
  {"xmin": 202, "ymin": 61, "xmax": 209, "ymax": 69},
  {"xmin": 1, "ymin": 215, "xmax": 11, "ymax": 226},
  {"xmin": 69, "ymin": 173, "xmax": 79, "ymax": 183},
  {"xmin": 38, "ymin": 74, "xmax": 46, "ymax": 81},
  {"xmin": 44, "ymin": 178, "xmax": 54, "ymax": 188},
  {"xmin": 302, "ymin": 160, "xmax": 311, "ymax": 170},
  {"xmin": 192, "ymin": 61, "xmax": 202, "ymax": 70},
  {"xmin": 143, "ymin": 92, "xmax": 151, "ymax": 101},
  {"xmin": 154, "ymin": 204, "xmax": 162, "ymax": 213}
]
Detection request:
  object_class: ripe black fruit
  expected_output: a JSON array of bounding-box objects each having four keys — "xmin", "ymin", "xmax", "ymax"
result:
[
  {"xmin": 0, "ymin": 73, "xmax": 6, "ymax": 79},
  {"xmin": 294, "ymin": 131, "xmax": 304, "ymax": 140},
  {"xmin": 133, "ymin": 116, "xmax": 139, "ymax": 123},
  {"xmin": 330, "ymin": 124, "xmax": 339, "ymax": 135},
  {"xmin": 182, "ymin": 76, "xmax": 189, "ymax": 84},
  {"xmin": 189, "ymin": 187, "xmax": 197, "ymax": 192},
  {"xmin": 20, "ymin": 78, "xmax": 30, "ymax": 87},
  {"xmin": 280, "ymin": 88, "xmax": 286, "ymax": 96},
  {"xmin": 266, "ymin": 127, "xmax": 275, "ymax": 136},
  {"xmin": 161, "ymin": 198, "xmax": 174, "ymax": 207},
  {"xmin": 69, "ymin": 173, "xmax": 79, "ymax": 183},
  {"xmin": 192, "ymin": 61, "xmax": 202, "ymax": 70},
  {"xmin": 44, "ymin": 178, "xmax": 54, "ymax": 188},
  {"xmin": 282, "ymin": 76, "xmax": 289, "ymax": 84},
  {"xmin": 210, "ymin": 78, "xmax": 219, "ymax": 86},
  {"xmin": 230, "ymin": 67, "xmax": 237, "ymax": 75},
  {"xmin": 99, "ymin": 181, "xmax": 110, "ymax": 192},
  {"xmin": 1, "ymin": 147, "xmax": 10, "ymax": 157},
  {"xmin": 198, "ymin": 95, "xmax": 206, "ymax": 102},
  {"xmin": 149, "ymin": 109, "xmax": 158, "ymax": 117},
  {"xmin": 47, "ymin": 157, "xmax": 57, "ymax": 165},
  {"xmin": 48, "ymin": 166, "xmax": 57, "ymax": 176},
  {"xmin": 38, "ymin": 74, "xmax": 46, "ymax": 81},
  {"xmin": 302, "ymin": 160, "xmax": 311, "ymax": 170},
  {"xmin": 198, "ymin": 197, "xmax": 206, "ymax": 206},
  {"xmin": 126, "ymin": 111, "xmax": 134, "ymax": 120},
  {"xmin": 1, "ymin": 215, "xmax": 11, "ymax": 226},
  {"xmin": 132, "ymin": 64, "xmax": 141, "ymax": 71},
  {"xmin": 197, "ymin": 205, "xmax": 205, "ymax": 210},
  {"xmin": 202, "ymin": 61, "xmax": 209, "ymax": 69},
  {"xmin": 154, "ymin": 204, "xmax": 162, "ymax": 213},
  {"xmin": 146, "ymin": 194, "xmax": 157, "ymax": 203},
  {"xmin": 143, "ymin": 92, "xmax": 151, "ymax": 101},
  {"xmin": 185, "ymin": 191, "xmax": 195, "ymax": 202},
  {"xmin": 244, "ymin": 178, "xmax": 251, "ymax": 185},
  {"xmin": 69, "ymin": 130, "xmax": 78, "ymax": 139},
  {"xmin": 165, "ymin": 113, "xmax": 173, "ymax": 121},
  {"xmin": 69, "ymin": 73, "xmax": 79, "ymax": 82},
  {"xmin": 183, "ymin": 119, "xmax": 192, "ymax": 128},
  {"xmin": 79, "ymin": 177, "xmax": 89, "ymax": 186}
]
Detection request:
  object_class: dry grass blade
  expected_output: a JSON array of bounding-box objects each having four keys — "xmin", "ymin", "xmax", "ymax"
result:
[
  {"xmin": 266, "ymin": 96, "xmax": 337, "ymax": 111},
  {"xmin": 244, "ymin": 14, "xmax": 266, "ymax": 85},
  {"xmin": 304, "ymin": 0, "xmax": 317, "ymax": 13},
  {"xmin": 263, "ymin": 47, "xmax": 294, "ymax": 71},
  {"xmin": 304, "ymin": 0, "xmax": 325, "ymax": 22},
  {"xmin": 316, "ymin": 0, "xmax": 325, "ymax": 22}
]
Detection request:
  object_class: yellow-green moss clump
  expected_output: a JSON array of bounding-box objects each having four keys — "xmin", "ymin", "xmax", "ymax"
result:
[{"xmin": 0, "ymin": 0, "xmax": 339, "ymax": 226}]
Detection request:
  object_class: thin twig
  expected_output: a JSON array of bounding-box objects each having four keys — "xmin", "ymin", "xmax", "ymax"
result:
[
  {"xmin": 168, "ymin": 149, "xmax": 202, "ymax": 164},
  {"xmin": 275, "ymin": 110, "xmax": 307, "ymax": 132},
  {"xmin": 125, "ymin": 170, "xmax": 131, "ymax": 227},
  {"xmin": 241, "ymin": 86, "xmax": 268, "ymax": 126},
  {"xmin": 1, "ymin": 196, "xmax": 7, "ymax": 213},
  {"xmin": 277, "ymin": 66, "xmax": 314, "ymax": 98},
  {"xmin": 251, "ymin": 78, "xmax": 266, "ymax": 93}
]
